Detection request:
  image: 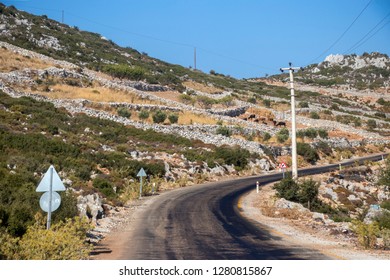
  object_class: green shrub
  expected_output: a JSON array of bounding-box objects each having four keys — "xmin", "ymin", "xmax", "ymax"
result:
[
  {"xmin": 299, "ymin": 101, "xmax": 309, "ymax": 108},
  {"xmin": 0, "ymin": 214, "xmax": 92, "ymax": 260},
  {"xmin": 276, "ymin": 128, "xmax": 289, "ymax": 143},
  {"xmin": 152, "ymin": 110, "xmax": 167, "ymax": 124},
  {"xmin": 273, "ymin": 177, "xmax": 300, "ymax": 201},
  {"xmin": 215, "ymin": 146, "xmax": 250, "ymax": 171},
  {"xmin": 117, "ymin": 107, "xmax": 131, "ymax": 118},
  {"xmin": 103, "ymin": 64, "xmax": 146, "ymax": 81},
  {"xmin": 138, "ymin": 110, "xmax": 149, "ymax": 121},
  {"xmin": 168, "ymin": 114, "xmax": 179, "ymax": 124},
  {"xmin": 366, "ymin": 119, "xmax": 377, "ymax": 130},
  {"xmin": 310, "ymin": 111, "xmax": 320, "ymax": 119},
  {"xmin": 263, "ymin": 99, "xmax": 271, "ymax": 108},
  {"xmin": 317, "ymin": 129, "xmax": 328, "ymax": 139},
  {"xmin": 216, "ymin": 126, "xmax": 231, "ymax": 137},
  {"xmin": 297, "ymin": 142, "xmax": 319, "ymax": 164},
  {"xmin": 351, "ymin": 220, "xmax": 379, "ymax": 249},
  {"xmin": 263, "ymin": 132, "xmax": 271, "ymax": 141},
  {"xmin": 298, "ymin": 179, "xmax": 319, "ymax": 210}
]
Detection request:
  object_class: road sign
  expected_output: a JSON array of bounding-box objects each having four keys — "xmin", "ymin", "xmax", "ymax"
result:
[
  {"xmin": 137, "ymin": 168, "xmax": 147, "ymax": 199},
  {"xmin": 39, "ymin": 191, "xmax": 61, "ymax": 212},
  {"xmin": 279, "ymin": 162, "xmax": 287, "ymax": 169},
  {"xmin": 36, "ymin": 165, "xmax": 66, "ymax": 229},
  {"xmin": 36, "ymin": 165, "xmax": 65, "ymax": 192},
  {"xmin": 137, "ymin": 168, "xmax": 147, "ymax": 177}
]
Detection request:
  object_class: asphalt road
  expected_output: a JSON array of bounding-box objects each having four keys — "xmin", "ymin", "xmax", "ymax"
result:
[{"xmin": 115, "ymin": 154, "xmax": 387, "ymax": 260}]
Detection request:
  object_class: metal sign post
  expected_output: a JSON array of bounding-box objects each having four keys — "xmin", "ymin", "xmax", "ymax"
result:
[
  {"xmin": 137, "ymin": 168, "xmax": 147, "ymax": 199},
  {"xmin": 256, "ymin": 181, "xmax": 259, "ymax": 194},
  {"xmin": 36, "ymin": 165, "xmax": 66, "ymax": 230}
]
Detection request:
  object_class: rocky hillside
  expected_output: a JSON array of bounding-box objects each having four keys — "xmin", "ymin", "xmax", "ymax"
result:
[
  {"xmin": 1, "ymin": 3, "xmax": 390, "ymax": 258},
  {"xmin": 273, "ymin": 52, "xmax": 390, "ymax": 92}
]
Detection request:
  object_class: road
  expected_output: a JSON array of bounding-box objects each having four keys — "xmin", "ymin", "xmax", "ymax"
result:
[{"xmin": 100, "ymin": 154, "xmax": 387, "ymax": 260}]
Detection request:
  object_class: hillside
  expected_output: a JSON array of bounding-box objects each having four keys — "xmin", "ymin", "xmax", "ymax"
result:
[{"xmin": 0, "ymin": 3, "xmax": 390, "ymax": 259}]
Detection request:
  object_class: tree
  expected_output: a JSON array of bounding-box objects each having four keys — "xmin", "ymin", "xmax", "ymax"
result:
[
  {"xmin": 152, "ymin": 110, "xmax": 167, "ymax": 124},
  {"xmin": 168, "ymin": 114, "xmax": 179, "ymax": 124},
  {"xmin": 298, "ymin": 179, "xmax": 319, "ymax": 210},
  {"xmin": 276, "ymin": 128, "xmax": 289, "ymax": 143},
  {"xmin": 138, "ymin": 110, "xmax": 149, "ymax": 121},
  {"xmin": 117, "ymin": 107, "xmax": 131, "ymax": 118}
]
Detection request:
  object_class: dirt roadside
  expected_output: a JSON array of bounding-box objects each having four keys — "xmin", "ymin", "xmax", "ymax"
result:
[{"xmin": 239, "ymin": 184, "xmax": 390, "ymax": 260}]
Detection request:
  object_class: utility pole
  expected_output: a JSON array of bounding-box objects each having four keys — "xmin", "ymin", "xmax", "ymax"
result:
[
  {"xmin": 194, "ymin": 47, "xmax": 197, "ymax": 70},
  {"xmin": 280, "ymin": 63, "xmax": 302, "ymax": 180},
  {"xmin": 62, "ymin": 10, "xmax": 64, "ymax": 24}
]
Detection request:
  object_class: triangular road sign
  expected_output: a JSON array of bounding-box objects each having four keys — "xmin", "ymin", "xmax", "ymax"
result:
[
  {"xmin": 137, "ymin": 168, "xmax": 147, "ymax": 177},
  {"xmin": 36, "ymin": 165, "xmax": 66, "ymax": 192}
]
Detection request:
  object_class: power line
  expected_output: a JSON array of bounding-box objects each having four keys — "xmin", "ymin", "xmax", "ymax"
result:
[
  {"xmin": 5, "ymin": 3, "xmax": 275, "ymax": 74},
  {"xmin": 344, "ymin": 11, "xmax": 390, "ymax": 54},
  {"xmin": 309, "ymin": 0, "xmax": 373, "ymax": 64}
]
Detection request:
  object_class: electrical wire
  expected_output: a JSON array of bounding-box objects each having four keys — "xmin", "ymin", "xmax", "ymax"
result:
[{"xmin": 308, "ymin": 0, "xmax": 373, "ymax": 64}]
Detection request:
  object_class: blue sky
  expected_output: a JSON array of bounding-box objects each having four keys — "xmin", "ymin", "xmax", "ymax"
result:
[{"xmin": 2, "ymin": 0, "xmax": 390, "ymax": 78}]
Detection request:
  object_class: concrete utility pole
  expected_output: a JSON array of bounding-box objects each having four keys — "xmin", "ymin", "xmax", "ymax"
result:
[
  {"xmin": 194, "ymin": 47, "xmax": 197, "ymax": 70},
  {"xmin": 280, "ymin": 63, "xmax": 302, "ymax": 180}
]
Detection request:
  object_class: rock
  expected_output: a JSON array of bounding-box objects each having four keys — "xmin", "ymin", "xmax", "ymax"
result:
[{"xmin": 77, "ymin": 193, "xmax": 104, "ymax": 225}]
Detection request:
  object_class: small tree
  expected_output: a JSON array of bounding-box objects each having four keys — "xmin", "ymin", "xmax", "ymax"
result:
[
  {"xmin": 263, "ymin": 132, "xmax": 271, "ymax": 142},
  {"xmin": 276, "ymin": 128, "xmax": 289, "ymax": 143},
  {"xmin": 138, "ymin": 110, "xmax": 149, "ymax": 121},
  {"xmin": 298, "ymin": 179, "xmax": 319, "ymax": 210},
  {"xmin": 152, "ymin": 110, "xmax": 167, "ymax": 124},
  {"xmin": 117, "ymin": 107, "xmax": 131, "ymax": 118},
  {"xmin": 310, "ymin": 111, "xmax": 320, "ymax": 119},
  {"xmin": 168, "ymin": 114, "xmax": 179, "ymax": 124}
]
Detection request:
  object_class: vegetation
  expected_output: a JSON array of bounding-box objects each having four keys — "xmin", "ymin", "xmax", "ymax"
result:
[
  {"xmin": 152, "ymin": 110, "xmax": 167, "ymax": 123},
  {"xmin": 0, "ymin": 214, "xmax": 92, "ymax": 260},
  {"xmin": 276, "ymin": 128, "xmax": 289, "ymax": 143},
  {"xmin": 216, "ymin": 126, "xmax": 232, "ymax": 137},
  {"xmin": 168, "ymin": 114, "xmax": 179, "ymax": 124}
]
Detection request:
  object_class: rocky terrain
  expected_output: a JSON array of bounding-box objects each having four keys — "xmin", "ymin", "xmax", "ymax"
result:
[{"xmin": 0, "ymin": 4, "xmax": 389, "ymax": 258}]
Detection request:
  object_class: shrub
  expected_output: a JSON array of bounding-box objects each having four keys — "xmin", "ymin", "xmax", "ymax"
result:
[
  {"xmin": 378, "ymin": 158, "xmax": 390, "ymax": 186},
  {"xmin": 317, "ymin": 129, "xmax": 328, "ymax": 139},
  {"xmin": 276, "ymin": 128, "xmax": 289, "ymax": 143},
  {"xmin": 298, "ymin": 179, "xmax": 319, "ymax": 210},
  {"xmin": 0, "ymin": 213, "xmax": 92, "ymax": 260},
  {"xmin": 310, "ymin": 111, "xmax": 320, "ymax": 119},
  {"xmin": 216, "ymin": 126, "xmax": 231, "ymax": 137},
  {"xmin": 117, "ymin": 107, "xmax": 131, "ymax": 118},
  {"xmin": 138, "ymin": 110, "xmax": 149, "ymax": 121},
  {"xmin": 263, "ymin": 99, "xmax": 271, "ymax": 108},
  {"xmin": 297, "ymin": 142, "xmax": 319, "ymax": 164},
  {"xmin": 366, "ymin": 119, "xmax": 377, "ymax": 130},
  {"xmin": 103, "ymin": 64, "xmax": 145, "ymax": 81},
  {"xmin": 299, "ymin": 101, "xmax": 309, "ymax": 108},
  {"xmin": 247, "ymin": 97, "xmax": 256, "ymax": 104},
  {"xmin": 215, "ymin": 146, "xmax": 250, "ymax": 171},
  {"xmin": 152, "ymin": 110, "xmax": 167, "ymax": 124},
  {"xmin": 168, "ymin": 114, "xmax": 179, "ymax": 124},
  {"xmin": 351, "ymin": 220, "xmax": 379, "ymax": 249},
  {"xmin": 263, "ymin": 132, "xmax": 271, "ymax": 141},
  {"xmin": 273, "ymin": 177, "xmax": 300, "ymax": 201}
]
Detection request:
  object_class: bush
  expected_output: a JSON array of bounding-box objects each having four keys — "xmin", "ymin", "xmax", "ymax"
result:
[
  {"xmin": 263, "ymin": 132, "xmax": 271, "ymax": 141},
  {"xmin": 276, "ymin": 128, "xmax": 289, "ymax": 143},
  {"xmin": 273, "ymin": 177, "xmax": 300, "ymax": 201},
  {"xmin": 351, "ymin": 220, "xmax": 379, "ymax": 249},
  {"xmin": 298, "ymin": 179, "xmax": 319, "ymax": 210},
  {"xmin": 317, "ymin": 129, "xmax": 328, "ymax": 139},
  {"xmin": 366, "ymin": 119, "xmax": 377, "ymax": 130},
  {"xmin": 138, "ymin": 110, "xmax": 149, "ymax": 121},
  {"xmin": 297, "ymin": 142, "xmax": 319, "ymax": 164},
  {"xmin": 263, "ymin": 99, "xmax": 271, "ymax": 108},
  {"xmin": 0, "ymin": 214, "xmax": 92, "ymax": 260},
  {"xmin": 152, "ymin": 110, "xmax": 167, "ymax": 124},
  {"xmin": 168, "ymin": 114, "xmax": 179, "ymax": 124},
  {"xmin": 216, "ymin": 126, "xmax": 231, "ymax": 137},
  {"xmin": 299, "ymin": 101, "xmax": 309, "ymax": 108},
  {"xmin": 215, "ymin": 146, "xmax": 250, "ymax": 171},
  {"xmin": 103, "ymin": 64, "xmax": 145, "ymax": 81},
  {"xmin": 117, "ymin": 107, "xmax": 131, "ymax": 118},
  {"xmin": 310, "ymin": 111, "xmax": 320, "ymax": 119}
]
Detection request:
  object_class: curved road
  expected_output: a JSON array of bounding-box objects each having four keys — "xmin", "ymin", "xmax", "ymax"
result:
[{"xmin": 101, "ymin": 154, "xmax": 387, "ymax": 260}]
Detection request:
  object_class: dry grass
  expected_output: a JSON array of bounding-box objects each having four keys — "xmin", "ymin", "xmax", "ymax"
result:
[
  {"xmin": 151, "ymin": 90, "xmax": 182, "ymax": 103},
  {"xmin": 34, "ymin": 84, "xmax": 163, "ymax": 105},
  {"xmin": 183, "ymin": 81, "xmax": 224, "ymax": 94},
  {"xmin": 178, "ymin": 111, "xmax": 218, "ymax": 125},
  {"xmin": 0, "ymin": 48, "xmax": 53, "ymax": 71}
]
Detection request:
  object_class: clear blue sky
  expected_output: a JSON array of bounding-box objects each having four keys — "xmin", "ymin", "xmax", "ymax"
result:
[{"xmin": 2, "ymin": 0, "xmax": 390, "ymax": 78}]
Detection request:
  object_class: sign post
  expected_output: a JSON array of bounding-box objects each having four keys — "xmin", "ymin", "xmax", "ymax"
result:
[
  {"xmin": 137, "ymin": 168, "xmax": 147, "ymax": 199},
  {"xmin": 36, "ymin": 165, "xmax": 66, "ymax": 230},
  {"xmin": 256, "ymin": 181, "xmax": 259, "ymax": 194},
  {"xmin": 279, "ymin": 162, "xmax": 287, "ymax": 179}
]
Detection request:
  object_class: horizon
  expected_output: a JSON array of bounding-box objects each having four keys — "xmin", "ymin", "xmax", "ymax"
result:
[{"xmin": 1, "ymin": 0, "xmax": 390, "ymax": 78}]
